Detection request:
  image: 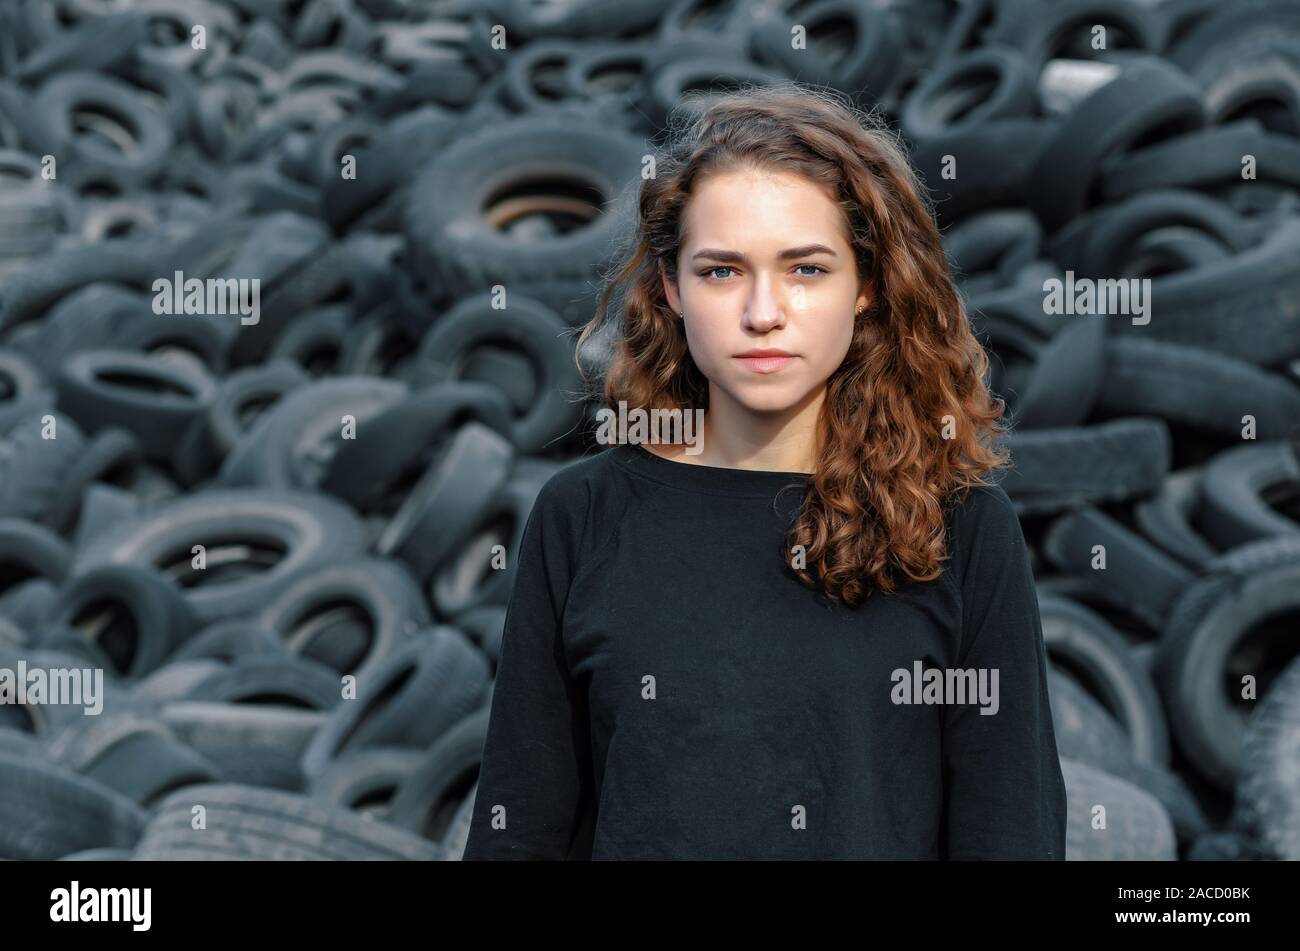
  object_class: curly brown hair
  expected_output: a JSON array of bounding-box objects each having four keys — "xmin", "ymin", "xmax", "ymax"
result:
[{"xmin": 575, "ymin": 82, "xmax": 1010, "ymax": 607}]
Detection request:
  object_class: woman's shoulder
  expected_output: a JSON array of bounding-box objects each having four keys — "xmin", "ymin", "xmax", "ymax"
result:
[
  {"xmin": 942, "ymin": 479, "xmax": 1025, "ymax": 563},
  {"xmin": 524, "ymin": 447, "xmax": 641, "ymax": 574},
  {"xmin": 527, "ymin": 445, "xmax": 640, "ymax": 538},
  {"xmin": 944, "ymin": 479, "xmax": 1018, "ymax": 525},
  {"xmin": 533, "ymin": 445, "xmax": 625, "ymax": 505}
]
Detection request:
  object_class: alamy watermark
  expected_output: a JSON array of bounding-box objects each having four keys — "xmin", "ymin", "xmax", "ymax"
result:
[
  {"xmin": 594, "ymin": 400, "xmax": 705, "ymax": 454},
  {"xmin": 891, "ymin": 661, "xmax": 1000, "ymax": 715},
  {"xmin": 50, "ymin": 881, "xmax": 151, "ymax": 931},
  {"xmin": 0, "ymin": 660, "xmax": 104, "ymax": 716},
  {"xmin": 1043, "ymin": 271, "xmax": 1151, "ymax": 326},
  {"xmin": 152, "ymin": 270, "xmax": 260, "ymax": 325}
]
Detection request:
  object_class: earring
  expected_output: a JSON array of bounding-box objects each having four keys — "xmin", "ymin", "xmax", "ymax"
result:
[{"xmin": 678, "ymin": 311, "xmax": 684, "ymax": 319}]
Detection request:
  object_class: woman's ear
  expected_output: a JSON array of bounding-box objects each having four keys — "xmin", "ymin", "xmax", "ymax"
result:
[
  {"xmin": 659, "ymin": 259, "xmax": 681, "ymax": 315},
  {"xmin": 856, "ymin": 277, "xmax": 874, "ymax": 315}
]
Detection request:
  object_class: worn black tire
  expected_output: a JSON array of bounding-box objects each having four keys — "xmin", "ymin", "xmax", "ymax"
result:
[
  {"xmin": 0, "ymin": 347, "xmax": 49, "ymax": 432},
  {"xmin": 377, "ymin": 423, "xmax": 516, "ymax": 583},
  {"xmin": 1056, "ymin": 185, "xmax": 1255, "ymax": 270},
  {"xmin": 1133, "ymin": 468, "xmax": 1220, "ymax": 570},
  {"xmin": 43, "ymin": 427, "xmax": 141, "ymax": 537},
  {"xmin": 0, "ymin": 409, "xmax": 88, "ymax": 524},
  {"xmin": 430, "ymin": 460, "xmax": 558, "ymax": 618},
  {"xmin": 0, "ymin": 235, "xmax": 171, "ymax": 337},
  {"xmin": 1154, "ymin": 536, "xmax": 1300, "ymax": 789},
  {"xmin": 404, "ymin": 114, "xmax": 644, "ymax": 326},
  {"xmin": 218, "ymin": 376, "xmax": 407, "ymax": 490},
  {"xmin": 1107, "ymin": 214, "xmax": 1300, "ymax": 367},
  {"xmin": 1001, "ymin": 418, "xmax": 1171, "ymax": 515},
  {"xmin": 1011, "ymin": 316, "xmax": 1108, "ymax": 430},
  {"xmin": 27, "ymin": 71, "xmax": 174, "ymax": 188},
  {"xmin": 226, "ymin": 238, "xmax": 361, "ymax": 367},
  {"xmin": 338, "ymin": 305, "xmax": 421, "ymax": 382},
  {"xmin": 410, "ymin": 296, "xmax": 582, "ymax": 454},
  {"xmin": 1061, "ymin": 757, "xmax": 1177, "ymax": 860},
  {"xmin": 644, "ymin": 58, "xmax": 788, "ymax": 131},
  {"xmin": 73, "ymin": 489, "xmax": 368, "ymax": 626},
  {"xmin": 266, "ymin": 305, "xmax": 350, "ymax": 376},
  {"xmin": 749, "ymin": 0, "xmax": 904, "ymax": 104},
  {"xmin": 0, "ymin": 645, "xmax": 88, "ymax": 736},
  {"xmin": 902, "ymin": 46, "xmax": 1036, "ymax": 142},
  {"xmin": 80, "ymin": 730, "xmax": 223, "ymax": 809},
  {"xmin": 319, "ymin": 107, "xmax": 462, "ymax": 232},
  {"xmin": 135, "ymin": 783, "xmax": 442, "ymax": 861},
  {"xmin": 946, "ymin": 210, "xmax": 1043, "ymax": 285},
  {"xmin": 257, "ymin": 556, "xmax": 430, "ymax": 684},
  {"xmin": 0, "ymin": 517, "xmax": 70, "ymax": 592},
  {"xmin": 131, "ymin": 659, "xmax": 227, "ymax": 705},
  {"xmin": 1096, "ymin": 338, "xmax": 1300, "ymax": 440},
  {"xmin": 320, "ymin": 382, "xmax": 515, "ymax": 513},
  {"xmin": 1043, "ymin": 505, "xmax": 1194, "ymax": 634},
  {"xmin": 911, "ymin": 119, "xmax": 1057, "ymax": 228},
  {"xmin": 489, "ymin": 0, "xmax": 662, "ymax": 40},
  {"xmin": 0, "ymin": 615, "xmax": 27, "ymax": 649},
  {"xmin": 16, "ymin": 10, "xmax": 148, "ymax": 84},
  {"xmin": 54, "ymin": 349, "xmax": 217, "ymax": 465},
  {"xmin": 563, "ymin": 41, "xmax": 654, "ymax": 119},
  {"xmin": 168, "ymin": 617, "xmax": 285, "ymax": 665},
  {"xmin": 1039, "ymin": 593, "xmax": 1170, "ymax": 764},
  {"xmin": 50, "ymin": 562, "xmax": 197, "ymax": 682},
  {"xmin": 1026, "ymin": 58, "xmax": 1205, "ymax": 231},
  {"xmin": 1040, "ymin": 573, "xmax": 1151, "ymax": 636},
  {"xmin": 1234, "ymin": 653, "xmax": 1300, "ymax": 859},
  {"xmin": 1196, "ymin": 441, "xmax": 1300, "ymax": 549},
  {"xmin": 1048, "ymin": 670, "xmax": 1207, "ymax": 844},
  {"xmin": 1167, "ymin": 0, "xmax": 1300, "ymax": 127},
  {"xmin": 185, "ymin": 655, "xmax": 344, "ymax": 712},
  {"xmin": 971, "ymin": 303, "xmax": 1048, "ymax": 406},
  {"xmin": 307, "ymin": 747, "xmax": 425, "ymax": 818},
  {"xmin": 172, "ymin": 359, "xmax": 308, "ymax": 488},
  {"xmin": 217, "ymin": 211, "xmax": 330, "ymax": 290},
  {"xmin": 0, "ymin": 752, "xmax": 148, "ymax": 859},
  {"xmin": 0, "ymin": 579, "xmax": 58, "ymax": 642},
  {"xmin": 1099, "ymin": 120, "xmax": 1300, "ymax": 202},
  {"xmin": 160, "ymin": 700, "xmax": 325, "ymax": 785},
  {"xmin": 386, "ymin": 706, "xmax": 492, "ymax": 844},
  {"xmin": 1126, "ymin": 225, "xmax": 1237, "ymax": 278},
  {"xmin": 451, "ymin": 605, "xmax": 507, "ymax": 669},
  {"xmin": 71, "ymin": 484, "xmax": 142, "ymax": 553},
  {"xmin": 498, "ymin": 39, "xmax": 590, "ymax": 114},
  {"xmin": 371, "ymin": 57, "xmax": 485, "ymax": 118},
  {"xmin": 40, "ymin": 709, "xmax": 165, "ymax": 774},
  {"xmin": 989, "ymin": 0, "xmax": 1165, "ymax": 64},
  {"xmin": 300, "ymin": 626, "xmax": 489, "ymax": 780}
]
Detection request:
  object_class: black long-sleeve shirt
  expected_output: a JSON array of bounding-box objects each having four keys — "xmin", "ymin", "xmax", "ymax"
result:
[{"xmin": 461, "ymin": 442, "xmax": 1066, "ymax": 860}]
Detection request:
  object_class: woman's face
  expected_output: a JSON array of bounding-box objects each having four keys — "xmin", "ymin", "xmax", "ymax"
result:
[{"xmin": 661, "ymin": 167, "xmax": 870, "ymax": 417}]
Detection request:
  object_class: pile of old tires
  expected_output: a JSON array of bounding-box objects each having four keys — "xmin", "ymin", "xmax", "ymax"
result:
[{"xmin": 0, "ymin": 0, "xmax": 1297, "ymax": 861}]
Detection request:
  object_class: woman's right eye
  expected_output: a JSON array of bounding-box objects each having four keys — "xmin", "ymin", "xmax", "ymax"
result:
[{"xmin": 702, "ymin": 266, "xmax": 735, "ymax": 281}]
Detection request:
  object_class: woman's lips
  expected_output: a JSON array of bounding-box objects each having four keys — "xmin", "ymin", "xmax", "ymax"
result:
[{"xmin": 736, "ymin": 354, "xmax": 796, "ymax": 373}]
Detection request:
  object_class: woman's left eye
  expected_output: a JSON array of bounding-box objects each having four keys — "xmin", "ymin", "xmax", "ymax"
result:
[{"xmin": 794, "ymin": 264, "xmax": 826, "ymax": 277}]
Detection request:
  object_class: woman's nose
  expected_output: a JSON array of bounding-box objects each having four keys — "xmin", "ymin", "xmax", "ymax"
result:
[{"xmin": 744, "ymin": 275, "xmax": 785, "ymax": 331}]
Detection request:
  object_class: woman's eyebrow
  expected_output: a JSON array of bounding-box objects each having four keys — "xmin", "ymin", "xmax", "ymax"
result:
[{"xmin": 692, "ymin": 244, "xmax": 838, "ymax": 263}]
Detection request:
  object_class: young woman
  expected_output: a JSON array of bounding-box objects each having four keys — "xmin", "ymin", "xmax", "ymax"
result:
[{"xmin": 462, "ymin": 84, "xmax": 1066, "ymax": 860}]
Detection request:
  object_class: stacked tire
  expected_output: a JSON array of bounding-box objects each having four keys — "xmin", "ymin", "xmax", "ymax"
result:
[{"xmin": 0, "ymin": 0, "xmax": 1298, "ymax": 861}]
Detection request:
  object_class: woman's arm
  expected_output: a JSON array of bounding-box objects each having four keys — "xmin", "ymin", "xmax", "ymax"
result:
[
  {"xmin": 940, "ymin": 484, "xmax": 1067, "ymax": 860},
  {"xmin": 461, "ymin": 474, "xmax": 596, "ymax": 860}
]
